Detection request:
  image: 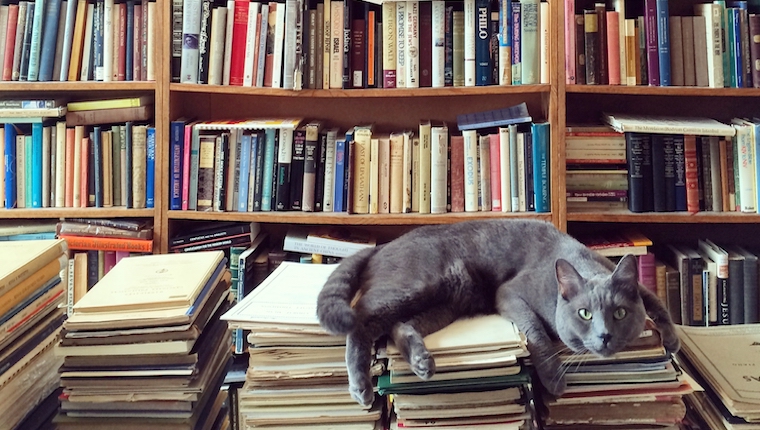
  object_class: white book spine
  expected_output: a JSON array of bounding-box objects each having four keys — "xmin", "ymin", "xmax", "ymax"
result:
[
  {"xmin": 102, "ymin": 0, "xmax": 113, "ymax": 81},
  {"xmin": 498, "ymin": 127, "xmax": 512, "ymax": 212},
  {"xmin": 222, "ymin": 0, "xmax": 235, "ymax": 85},
  {"xmin": 520, "ymin": 0, "xmax": 539, "ymax": 85},
  {"xmin": 734, "ymin": 124, "xmax": 756, "ymax": 212},
  {"xmin": 243, "ymin": 2, "xmax": 260, "ymax": 86},
  {"xmin": 431, "ymin": 0, "xmax": 445, "ymax": 88},
  {"xmin": 695, "ymin": 3, "xmax": 724, "ymax": 88},
  {"xmin": 395, "ymin": 1, "xmax": 406, "ymax": 88},
  {"xmin": 0, "ymin": 7, "xmax": 8, "ymax": 73},
  {"xmin": 516, "ymin": 131, "xmax": 526, "ymax": 211},
  {"xmin": 418, "ymin": 123, "xmax": 430, "ymax": 213},
  {"xmin": 322, "ymin": 130, "xmax": 336, "ymax": 211},
  {"xmin": 255, "ymin": 3, "xmax": 269, "ymax": 87},
  {"xmin": 430, "ymin": 126, "xmax": 448, "ymax": 214},
  {"xmin": 464, "ymin": 0, "xmax": 475, "ymax": 86},
  {"xmin": 405, "ymin": 1, "xmax": 419, "ymax": 88},
  {"xmin": 509, "ymin": 124, "xmax": 519, "ymax": 211},
  {"xmin": 402, "ymin": 131, "xmax": 413, "ymax": 212},
  {"xmin": 478, "ymin": 134, "xmax": 491, "ymax": 211},
  {"xmin": 463, "ymin": 129, "xmax": 478, "ymax": 211},
  {"xmin": 272, "ymin": 3, "xmax": 286, "ymax": 88},
  {"xmin": 282, "ymin": 0, "xmax": 298, "ymax": 89},
  {"xmin": 55, "ymin": 122, "xmax": 66, "ymax": 207},
  {"xmin": 369, "ymin": 138, "xmax": 379, "ymax": 214},
  {"xmin": 180, "ymin": 0, "xmax": 201, "ymax": 83},
  {"xmin": 59, "ymin": 0, "xmax": 78, "ymax": 81},
  {"xmin": 322, "ymin": 0, "xmax": 331, "ymax": 88},
  {"xmin": 539, "ymin": 1, "xmax": 549, "ymax": 84},
  {"xmin": 379, "ymin": 137, "xmax": 391, "ymax": 214},
  {"xmin": 208, "ymin": 7, "xmax": 227, "ymax": 85},
  {"xmin": 80, "ymin": 4, "xmax": 94, "ymax": 81}
]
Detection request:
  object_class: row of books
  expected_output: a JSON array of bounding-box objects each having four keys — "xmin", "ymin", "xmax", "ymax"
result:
[
  {"xmin": 0, "ymin": 0, "xmax": 157, "ymax": 82},
  {"xmin": 566, "ymin": 0, "xmax": 760, "ymax": 88},
  {"xmin": 0, "ymin": 239, "xmax": 69, "ymax": 430},
  {"xmin": 1, "ymin": 121, "xmax": 156, "ymax": 210},
  {"xmin": 168, "ymin": 117, "xmax": 551, "ymax": 214},
  {"xmin": 175, "ymin": 0, "xmax": 550, "ymax": 89}
]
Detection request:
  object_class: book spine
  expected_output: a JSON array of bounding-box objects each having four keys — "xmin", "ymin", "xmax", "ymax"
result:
[
  {"xmin": 237, "ymin": 133, "xmax": 251, "ymax": 211},
  {"xmin": 463, "ymin": 0, "xmax": 475, "ymax": 86},
  {"xmin": 520, "ymin": 0, "xmax": 538, "ymax": 84},
  {"xmin": 302, "ymin": 125, "xmax": 320, "ymax": 211},
  {"xmin": 126, "ymin": 0, "xmax": 134, "ymax": 80},
  {"xmin": 606, "ymin": 11, "xmax": 620, "ymax": 85},
  {"xmin": 683, "ymin": 134, "xmax": 701, "ymax": 213},
  {"xmin": 197, "ymin": 0, "xmax": 212, "ymax": 84},
  {"xmin": 289, "ymin": 128, "xmax": 306, "ymax": 210},
  {"xmin": 188, "ymin": 127, "xmax": 200, "ymax": 210},
  {"xmin": 655, "ymin": 0, "xmax": 670, "ymax": 85},
  {"xmin": 532, "ymin": 122, "xmax": 550, "ymax": 212},
  {"xmin": 430, "ymin": 127, "xmax": 447, "ymax": 213},
  {"xmin": 275, "ymin": 128, "xmax": 293, "ymax": 210},
  {"xmin": 749, "ymin": 14, "xmax": 760, "ymax": 87},
  {"xmin": 314, "ymin": 131, "xmax": 327, "ymax": 211},
  {"xmin": 382, "ymin": 2, "xmax": 396, "ymax": 87},
  {"xmin": 38, "ymin": 0, "xmax": 62, "ymax": 81},
  {"xmin": 146, "ymin": 127, "xmax": 155, "ymax": 208},
  {"xmin": 625, "ymin": 132, "xmax": 654, "ymax": 212},
  {"xmin": 170, "ymin": 121, "xmax": 184, "ymax": 210},
  {"xmin": 644, "ymin": 0, "xmax": 659, "ymax": 85},
  {"xmin": 180, "ymin": 0, "xmax": 201, "ymax": 83}
]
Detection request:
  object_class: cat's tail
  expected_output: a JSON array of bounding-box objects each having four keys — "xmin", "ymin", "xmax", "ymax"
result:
[{"xmin": 317, "ymin": 246, "xmax": 378, "ymax": 335}]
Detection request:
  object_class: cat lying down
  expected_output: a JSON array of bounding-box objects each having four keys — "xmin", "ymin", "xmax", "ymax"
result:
[{"xmin": 316, "ymin": 219, "xmax": 680, "ymax": 406}]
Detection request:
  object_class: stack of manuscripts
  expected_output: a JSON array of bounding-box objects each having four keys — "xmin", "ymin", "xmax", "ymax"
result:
[
  {"xmin": 541, "ymin": 319, "xmax": 697, "ymax": 430},
  {"xmin": 0, "ymin": 239, "xmax": 69, "ymax": 429},
  {"xmin": 222, "ymin": 262, "xmax": 384, "ymax": 430},
  {"xmin": 378, "ymin": 315, "xmax": 536, "ymax": 430},
  {"xmin": 53, "ymin": 251, "xmax": 234, "ymax": 430},
  {"xmin": 676, "ymin": 324, "xmax": 760, "ymax": 430}
]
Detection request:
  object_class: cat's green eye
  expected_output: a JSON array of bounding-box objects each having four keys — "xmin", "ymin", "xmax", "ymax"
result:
[
  {"xmin": 578, "ymin": 309, "xmax": 592, "ymax": 320},
  {"xmin": 614, "ymin": 307, "xmax": 627, "ymax": 320}
]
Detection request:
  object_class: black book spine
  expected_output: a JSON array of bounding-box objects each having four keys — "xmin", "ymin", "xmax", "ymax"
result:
[
  {"xmin": 728, "ymin": 257, "xmax": 745, "ymax": 325},
  {"xmin": 743, "ymin": 253, "xmax": 759, "ymax": 323},
  {"xmin": 270, "ymin": 132, "xmax": 280, "ymax": 211},
  {"xmin": 290, "ymin": 128, "xmax": 306, "ymax": 210},
  {"xmin": 171, "ymin": 0, "xmax": 183, "ymax": 82},
  {"xmin": 625, "ymin": 132, "xmax": 654, "ymax": 212},
  {"xmin": 314, "ymin": 131, "xmax": 327, "ymax": 211},
  {"xmin": 595, "ymin": 3, "xmax": 607, "ymax": 85},
  {"xmin": 275, "ymin": 129, "xmax": 292, "ymax": 211},
  {"xmin": 170, "ymin": 223, "xmax": 254, "ymax": 247},
  {"xmin": 663, "ymin": 135, "xmax": 676, "ymax": 211},
  {"xmin": 651, "ymin": 134, "xmax": 667, "ymax": 212},
  {"xmin": 197, "ymin": 0, "xmax": 212, "ymax": 84},
  {"xmin": 688, "ymin": 255, "xmax": 705, "ymax": 326},
  {"xmin": 583, "ymin": 9, "xmax": 598, "ymax": 85},
  {"xmin": 252, "ymin": 132, "xmax": 266, "ymax": 212},
  {"xmin": 342, "ymin": 0, "xmax": 352, "ymax": 88},
  {"xmin": 444, "ymin": 4, "xmax": 454, "ymax": 86},
  {"xmin": 575, "ymin": 14, "xmax": 586, "ymax": 84}
]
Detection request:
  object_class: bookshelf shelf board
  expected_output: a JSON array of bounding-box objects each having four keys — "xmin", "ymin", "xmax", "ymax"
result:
[
  {"xmin": 0, "ymin": 208, "xmax": 155, "ymax": 219},
  {"xmin": 170, "ymin": 83, "xmax": 552, "ymax": 98},
  {"xmin": 565, "ymin": 85, "xmax": 760, "ymax": 97},
  {"xmin": 567, "ymin": 210, "xmax": 760, "ymax": 223},
  {"xmin": 168, "ymin": 210, "xmax": 552, "ymax": 225},
  {"xmin": 0, "ymin": 82, "xmax": 157, "ymax": 92}
]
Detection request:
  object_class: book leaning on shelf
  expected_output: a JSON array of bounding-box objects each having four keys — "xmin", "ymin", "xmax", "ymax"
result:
[
  {"xmin": 2, "ymin": 98, "xmax": 156, "ymax": 209},
  {"xmin": 0, "ymin": 239, "xmax": 69, "ymax": 430}
]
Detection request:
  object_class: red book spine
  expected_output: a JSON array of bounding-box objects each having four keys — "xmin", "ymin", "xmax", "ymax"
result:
[
  {"xmin": 2, "ymin": 5, "xmax": 19, "ymax": 81},
  {"xmin": 450, "ymin": 135, "xmax": 464, "ymax": 212},
  {"xmin": 606, "ymin": 11, "xmax": 620, "ymax": 85},
  {"xmin": 133, "ymin": 4, "xmax": 142, "ymax": 80},
  {"xmin": 683, "ymin": 134, "xmax": 700, "ymax": 213},
  {"xmin": 229, "ymin": 0, "xmax": 250, "ymax": 86},
  {"xmin": 488, "ymin": 133, "xmax": 501, "ymax": 211}
]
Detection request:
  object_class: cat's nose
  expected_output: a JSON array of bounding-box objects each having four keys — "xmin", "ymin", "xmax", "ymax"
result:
[{"xmin": 600, "ymin": 333, "xmax": 612, "ymax": 346}]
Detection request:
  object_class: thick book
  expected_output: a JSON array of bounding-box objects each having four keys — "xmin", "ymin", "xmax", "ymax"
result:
[
  {"xmin": 283, "ymin": 227, "xmax": 376, "ymax": 258},
  {"xmin": 64, "ymin": 105, "xmax": 153, "ymax": 126},
  {"xmin": 625, "ymin": 132, "xmax": 654, "ymax": 212},
  {"xmin": 604, "ymin": 113, "xmax": 736, "ymax": 136},
  {"xmin": 0, "ymin": 238, "xmax": 68, "ymax": 298},
  {"xmin": 67, "ymin": 96, "xmax": 153, "ymax": 111},
  {"xmin": 456, "ymin": 102, "xmax": 532, "ymax": 131}
]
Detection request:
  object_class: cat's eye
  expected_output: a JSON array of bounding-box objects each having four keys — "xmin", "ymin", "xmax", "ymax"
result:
[
  {"xmin": 578, "ymin": 309, "xmax": 592, "ymax": 320},
  {"xmin": 614, "ymin": 307, "xmax": 627, "ymax": 320}
]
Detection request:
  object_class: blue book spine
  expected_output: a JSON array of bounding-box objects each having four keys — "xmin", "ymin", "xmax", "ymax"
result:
[
  {"xmin": 4, "ymin": 124, "xmax": 16, "ymax": 209},
  {"xmin": 656, "ymin": 0, "xmax": 670, "ymax": 86},
  {"xmin": 59, "ymin": 0, "xmax": 78, "ymax": 81},
  {"xmin": 531, "ymin": 122, "xmax": 550, "ymax": 213},
  {"xmin": 261, "ymin": 129, "xmax": 276, "ymax": 211},
  {"xmin": 169, "ymin": 121, "xmax": 184, "ymax": 210},
  {"xmin": 672, "ymin": 134, "xmax": 687, "ymax": 211},
  {"xmin": 0, "ymin": 232, "xmax": 58, "ymax": 241},
  {"xmin": 732, "ymin": 8, "xmax": 743, "ymax": 87},
  {"xmin": 146, "ymin": 126, "xmax": 155, "ymax": 208},
  {"xmin": 333, "ymin": 139, "xmax": 346, "ymax": 212},
  {"xmin": 26, "ymin": 0, "xmax": 46, "ymax": 81},
  {"xmin": 31, "ymin": 123, "xmax": 43, "ymax": 207},
  {"xmin": 38, "ymin": 0, "xmax": 62, "ymax": 81},
  {"xmin": 475, "ymin": 0, "xmax": 491, "ymax": 85},
  {"xmin": 342, "ymin": 130, "xmax": 354, "ymax": 212},
  {"xmin": 126, "ymin": 0, "xmax": 135, "ymax": 81},
  {"xmin": 238, "ymin": 133, "xmax": 251, "ymax": 212}
]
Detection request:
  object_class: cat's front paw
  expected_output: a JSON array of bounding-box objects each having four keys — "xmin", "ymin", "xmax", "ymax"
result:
[
  {"xmin": 660, "ymin": 324, "xmax": 681, "ymax": 354},
  {"xmin": 348, "ymin": 378, "xmax": 375, "ymax": 407},
  {"xmin": 410, "ymin": 350, "xmax": 436, "ymax": 380}
]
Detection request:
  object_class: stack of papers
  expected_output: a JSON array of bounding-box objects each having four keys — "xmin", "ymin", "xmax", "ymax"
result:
[
  {"xmin": 676, "ymin": 324, "xmax": 760, "ymax": 430},
  {"xmin": 379, "ymin": 314, "xmax": 534, "ymax": 429},
  {"xmin": 222, "ymin": 262, "xmax": 384, "ymax": 430},
  {"xmin": 54, "ymin": 251, "xmax": 233, "ymax": 430},
  {"xmin": 542, "ymin": 319, "xmax": 696, "ymax": 430},
  {"xmin": 0, "ymin": 239, "xmax": 69, "ymax": 429}
]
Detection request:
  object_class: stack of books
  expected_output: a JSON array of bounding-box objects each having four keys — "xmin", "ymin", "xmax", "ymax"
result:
[
  {"xmin": 169, "ymin": 222, "xmax": 261, "ymax": 253},
  {"xmin": 676, "ymin": 324, "xmax": 760, "ymax": 430},
  {"xmin": 0, "ymin": 238, "xmax": 69, "ymax": 429},
  {"xmin": 54, "ymin": 251, "xmax": 233, "ymax": 430},
  {"xmin": 0, "ymin": 219, "xmax": 58, "ymax": 241},
  {"xmin": 541, "ymin": 320, "xmax": 696, "ymax": 429},
  {"xmin": 222, "ymin": 262, "xmax": 385, "ymax": 430},
  {"xmin": 378, "ymin": 315, "xmax": 536, "ymax": 430}
]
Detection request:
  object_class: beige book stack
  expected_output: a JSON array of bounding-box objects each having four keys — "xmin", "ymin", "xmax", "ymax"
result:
[
  {"xmin": 378, "ymin": 314, "xmax": 533, "ymax": 430},
  {"xmin": 0, "ymin": 239, "xmax": 69, "ymax": 430},
  {"xmin": 676, "ymin": 324, "xmax": 760, "ymax": 430},
  {"xmin": 222, "ymin": 262, "xmax": 384, "ymax": 430},
  {"xmin": 542, "ymin": 319, "xmax": 697, "ymax": 430},
  {"xmin": 53, "ymin": 251, "xmax": 234, "ymax": 430}
]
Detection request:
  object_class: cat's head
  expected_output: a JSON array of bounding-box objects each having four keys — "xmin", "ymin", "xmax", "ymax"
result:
[{"xmin": 553, "ymin": 254, "xmax": 647, "ymax": 357}]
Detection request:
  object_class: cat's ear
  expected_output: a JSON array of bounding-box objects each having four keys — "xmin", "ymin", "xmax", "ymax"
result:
[
  {"xmin": 611, "ymin": 254, "xmax": 639, "ymax": 288},
  {"xmin": 556, "ymin": 258, "xmax": 583, "ymax": 300}
]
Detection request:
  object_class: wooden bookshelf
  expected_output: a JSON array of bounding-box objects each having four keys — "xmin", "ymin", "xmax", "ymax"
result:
[{"xmin": 0, "ymin": 208, "xmax": 155, "ymax": 219}]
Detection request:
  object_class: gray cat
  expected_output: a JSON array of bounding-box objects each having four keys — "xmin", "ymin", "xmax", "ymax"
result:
[{"xmin": 316, "ymin": 219, "xmax": 680, "ymax": 406}]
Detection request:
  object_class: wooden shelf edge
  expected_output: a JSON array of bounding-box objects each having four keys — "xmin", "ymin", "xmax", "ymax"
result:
[
  {"xmin": 0, "ymin": 208, "xmax": 155, "ymax": 219},
  {"xmin": 566, "ymin": 85, "xmax": 760, "ymax": 97},
  {"xmin": 0, "ymin": 82, "xmax": 157, "ymax": 91},
  {"xmin": 567, "ymin": 210, "xmax": 760, "ymax": 223},
  {"xmin": 169, "ymin": 83, "xmax": 552, "ymax": 98},
  {"xmin": 168, "ymin": 210, "xmax": 553, "ymax": 225}
]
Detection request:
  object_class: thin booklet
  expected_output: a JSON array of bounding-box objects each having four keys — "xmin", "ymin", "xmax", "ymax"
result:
[
  {"xmin": 603, "ymin": 113, "xmax": 736, "ymax": 136},
  {"xmin": 456, "ymin": 102, "xmax": 533, "ymax": 131}
]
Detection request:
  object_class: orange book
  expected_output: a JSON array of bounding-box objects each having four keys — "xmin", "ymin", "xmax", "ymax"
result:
[
  {"xmin": 2, "ymin": 5, "xmax": 19, "ymax": 80},
  {"xmin": 606, "ymin": 11, "xmax": 621, "ymax": 85},
  {"xmin": 80, "ymin": 136, "xmax": 89, "ymax": 208},
  {"xmin": 65, "ymin": 128, "xmax": 75, "ymax": 207},
  {"xmin": 0, "ymin": 255, "xmax": 67, "ymax": 319},
  {"xmin": 68, "ymin": 0, "xmax": 88, "ymax": 81},
  {"xmin": 60, "ymin": 235, "xmax": 154, "ymax": 253},
  {"xmin": 73, "ymin": 252, "xmax": 88, "ymax": 304}
]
